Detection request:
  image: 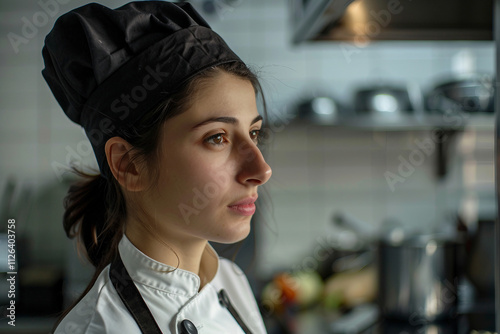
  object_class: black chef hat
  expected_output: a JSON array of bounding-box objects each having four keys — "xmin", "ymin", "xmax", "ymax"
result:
[{"xmin": 42, "ymin": 1, "xmax": 241, "ymax": 178}]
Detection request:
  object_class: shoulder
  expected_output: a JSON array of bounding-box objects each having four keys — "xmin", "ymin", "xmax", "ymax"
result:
[
  {"xmin": 215, "ymin": 258, "xmax": 254, "ymax": 293},
  {"xmin": 218, "ymin": 257, "xmax": 247, "ymax": 279},
  {"xmin": 53, "ymin": 266, "xmax": 140, "ymax": 334}
]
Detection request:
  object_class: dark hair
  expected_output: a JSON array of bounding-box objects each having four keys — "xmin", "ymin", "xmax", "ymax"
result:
[{"xmin": 52, "ymin": 61, "xmax": 265, "ymax": 330}]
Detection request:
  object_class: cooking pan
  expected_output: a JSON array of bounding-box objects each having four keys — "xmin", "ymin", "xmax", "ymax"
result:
[
  {"xmin": 354, "ymin": 85, "xmax": 414, "ymax": 114},
  {"xmin": 333, "ymin": 213, "xmax": 461, "ymax": 321}
]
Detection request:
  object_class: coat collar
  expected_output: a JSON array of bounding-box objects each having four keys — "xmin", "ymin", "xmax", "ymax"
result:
[{"xmin": 118, "ymin": 234, "xmax": 220, "ymax": 298}]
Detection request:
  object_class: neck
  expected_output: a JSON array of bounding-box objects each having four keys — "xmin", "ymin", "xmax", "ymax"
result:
[{"xmin": 124, "ymin": 219, "xmax": 214, "ymax": 289}]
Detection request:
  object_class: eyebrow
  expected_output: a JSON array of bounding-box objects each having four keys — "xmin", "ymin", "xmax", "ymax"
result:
[{"xmin": 191, "ymin": 115, "xmax": 263, "ymax": 130}]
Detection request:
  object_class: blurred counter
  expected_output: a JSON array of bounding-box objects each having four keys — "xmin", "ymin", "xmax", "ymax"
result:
[{"xmin": 265, "ymin": 306, "xmax": 495, "ymax": 334}]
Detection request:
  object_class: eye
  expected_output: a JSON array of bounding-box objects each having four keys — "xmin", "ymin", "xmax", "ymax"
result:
[
  {"xmin": 205, "ymin": 133, "xmax": 228, "ymax": 146},
  {"xmin": 250, "ymin": 129, "xmax": 263, "ymax": 145}
]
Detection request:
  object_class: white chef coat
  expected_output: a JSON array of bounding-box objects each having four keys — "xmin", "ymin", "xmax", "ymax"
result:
[{"xmin": 54, "ymin": 235, "xmax": 267, "ymax": 334}]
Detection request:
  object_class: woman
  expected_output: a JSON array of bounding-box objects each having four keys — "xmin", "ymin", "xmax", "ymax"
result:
[{"xmin": 41, "ymin": 2, "xmax": 271, "ymax": 333}]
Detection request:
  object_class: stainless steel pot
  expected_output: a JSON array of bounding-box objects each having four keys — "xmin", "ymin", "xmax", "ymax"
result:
[
  {"xmin": 465, "ymin": 218, "xmax": 495, "ymax": 297},
  {"xmin": 354, "ymin": 85, "xmax": 414, "ymax": 114},
  {"xmin": 295, "ymin": 95, "xmax": 342, "ymax": 124},
  {"xmin": 333, "ymin": 212, "xmax": 461, "ymax": 321},
  {"xmin": 377, "ymin": 235, "xmax": 459, "ymax": 321},
  {"xmin": 426, "ymin": 75, "xmax": 494, "ymax": 113}
]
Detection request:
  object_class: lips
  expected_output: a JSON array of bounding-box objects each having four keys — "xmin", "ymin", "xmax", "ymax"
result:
[{"xmin": 228, "ymin": 195, "xmax": 258, "ymax": 216}]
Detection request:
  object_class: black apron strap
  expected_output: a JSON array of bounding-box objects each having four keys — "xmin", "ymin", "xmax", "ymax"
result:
[
  {"xmin": 110, "ymin": 254, "xmax": 163, "ymax": 334},
  {"xmin": 218, "ymin": 289, "xmax": 253, "ymax": 334}
]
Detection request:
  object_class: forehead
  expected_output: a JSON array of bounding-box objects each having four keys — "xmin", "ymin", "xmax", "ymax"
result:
[{"xmin": 175, "ymin": 72, "xmax": 259, "ymax": 125}]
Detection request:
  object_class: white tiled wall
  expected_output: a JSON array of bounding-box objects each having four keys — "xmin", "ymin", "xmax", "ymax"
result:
[
  {"xmin": 0, "ymin": 0, "xmax": 495, "ymax": 270},
  {"xmin": 202, "ymin": 0, "xmax": 496, "ymax": 276}
]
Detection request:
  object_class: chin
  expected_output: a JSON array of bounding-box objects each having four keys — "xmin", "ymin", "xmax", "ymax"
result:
[{"xmin": 212, "ymin": 220, "xmax": 252, "ymax": 244}]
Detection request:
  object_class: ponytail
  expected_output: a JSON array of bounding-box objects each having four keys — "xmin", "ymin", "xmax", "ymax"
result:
[
  {"xmin": 63, "ymin": 172, "xmax": 125, "ymax": 268},
  {"xmin": 52, "ymin": 171, "xmax": 126, "ymax": 332}
]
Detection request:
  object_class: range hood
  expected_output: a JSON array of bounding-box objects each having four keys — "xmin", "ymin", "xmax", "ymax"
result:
[{"xmin": 291, "ymin": 0, "xmax": 493, "ymax": 44}]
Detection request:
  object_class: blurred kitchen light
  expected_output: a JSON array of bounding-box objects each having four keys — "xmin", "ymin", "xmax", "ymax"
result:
[
  {"xmin": 371, "ymin": 93, "xmax": 399, "ymax": 112},
  {"xmin": 312, "ymin": 97, "xmax": 337, "ymax": 115}
]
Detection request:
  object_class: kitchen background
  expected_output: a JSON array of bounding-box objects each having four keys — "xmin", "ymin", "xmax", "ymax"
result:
[{"xmin": 0, "ymin": 0, "xmax": 495, "ymax": 332}]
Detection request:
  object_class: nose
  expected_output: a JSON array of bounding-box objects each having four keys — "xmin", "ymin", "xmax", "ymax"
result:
[{"xmin": 235, "ymin": 141, "xmax": 272, "ymax": 186}]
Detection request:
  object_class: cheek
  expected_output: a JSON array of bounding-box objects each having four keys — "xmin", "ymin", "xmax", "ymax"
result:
[{"xmin": 162, "ymin": 150, "xmax": 234, "ymax": 209}]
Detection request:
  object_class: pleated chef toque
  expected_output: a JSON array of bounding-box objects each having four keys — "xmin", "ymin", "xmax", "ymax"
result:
[{"xmin": 42, "ymin": 1, "xmax": 241, "ymax": 178}]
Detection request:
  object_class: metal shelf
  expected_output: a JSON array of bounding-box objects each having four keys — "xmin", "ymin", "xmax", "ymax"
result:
[{"xmin": 292, "ymin": 113, "xmax": 494, "ymax": 131}]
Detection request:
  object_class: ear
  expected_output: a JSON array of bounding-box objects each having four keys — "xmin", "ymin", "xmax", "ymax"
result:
[{"xmin": 105, "ymin": 137, "xmax": 147, "ymax": 192}]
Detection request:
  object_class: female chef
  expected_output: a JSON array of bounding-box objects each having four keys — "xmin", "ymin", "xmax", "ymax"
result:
[{"xmin": 41, "ymin": 1, "xmax": 271, "ymax": 333}]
